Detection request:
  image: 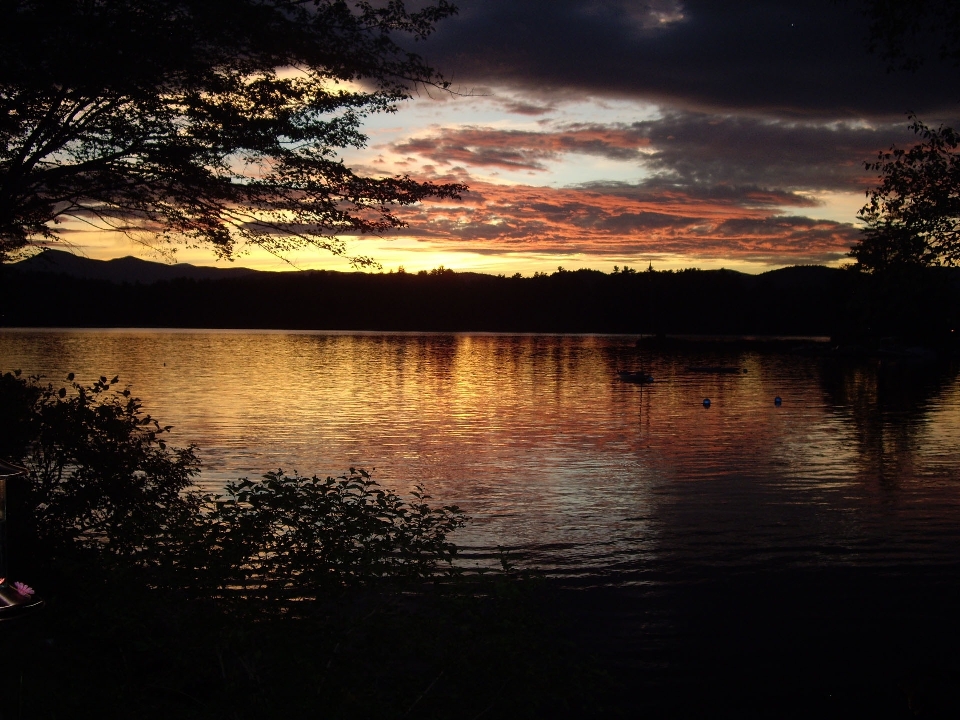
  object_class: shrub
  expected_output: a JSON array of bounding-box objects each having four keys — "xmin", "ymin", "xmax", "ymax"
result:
[
  {"xmin": 194, "ymin": 469, "xmax": 466, "ymax": 599},
  {"xmin": 0, "ymin": 371, "xmax": 466, "ymax": 600},
  {"xmin": 0, "ymin": 371, "xmax": 201, "ymax": 566}
]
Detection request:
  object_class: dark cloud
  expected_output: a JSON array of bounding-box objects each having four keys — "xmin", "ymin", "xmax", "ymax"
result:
[
  {"xmin": 392, "ymin": 111, "xmax": 911, "ymax": 192},
  {"xmin": 497, "ymin": 99, "xmax": 555, "ymax": 116},
  {"xmin": 622, "ymin": 112, "xmax": 910, "ymax": 190},
  {"xmin": 392, "ymin": 125, "xmax": 651, "ymax": 170},
  {"xmin": 422, "ymin": 0, "xmax": 957, "ymax": 118},
  {"xmin": 595, "ymin": 210, "xmax": 692, "ymax": 232},
  {"xmin": 575, "ymin": 179, "xmax": 815, "ymax": 208}
]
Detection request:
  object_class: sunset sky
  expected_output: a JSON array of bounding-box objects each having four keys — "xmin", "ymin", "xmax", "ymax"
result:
[{"xmin": 70, "ymin": 0, "xmax": 959, "ymax": 276}]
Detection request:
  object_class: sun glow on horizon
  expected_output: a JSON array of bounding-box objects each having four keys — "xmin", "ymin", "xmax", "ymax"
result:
[{"xmin": 31, "ymin": 87, "xmax": 872, "ymax": 276}]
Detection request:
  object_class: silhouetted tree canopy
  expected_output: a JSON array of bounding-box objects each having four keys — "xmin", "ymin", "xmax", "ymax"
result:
[
  {"xmin": 0, "ymin": 0, "xmax": 464, "ymax": 264},
  {"xmin": 862, "ymin": 0, "xmax": 960, "ymax": 70},
  {"xmin": 851, "ymin": 116, "xmax": 960, "ymax": 271},
  {"xmin": 852, "ymin": 3, "xmax": 960, "ymax": 272}
]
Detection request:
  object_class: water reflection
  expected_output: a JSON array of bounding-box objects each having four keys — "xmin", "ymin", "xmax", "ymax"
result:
[
  {"xmin": 1, "ymin": 329, "xmax": 959, "ymax": 578},
  {"xmin": 819, "ymin": 359, "xmax": 960, "ymax": 485}
]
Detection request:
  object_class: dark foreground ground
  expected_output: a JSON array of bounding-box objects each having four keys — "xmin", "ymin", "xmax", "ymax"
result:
[
  {"xmin": 1, "ymin": 562, "xmax": 959, "ymax": 719},
  {"xmin": 553, "ymin": 564, "xmax": 960, "ymax": 718}
]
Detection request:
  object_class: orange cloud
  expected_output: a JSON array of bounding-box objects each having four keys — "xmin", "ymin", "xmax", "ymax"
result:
[{"xmin": 389, "ymin": 178, "xmax": 858, "ymax": 264}]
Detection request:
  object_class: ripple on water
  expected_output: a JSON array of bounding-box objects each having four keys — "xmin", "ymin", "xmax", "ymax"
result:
[{"xmin": 2, "ymin": 329, "xmax": 960, "ymax": 582}]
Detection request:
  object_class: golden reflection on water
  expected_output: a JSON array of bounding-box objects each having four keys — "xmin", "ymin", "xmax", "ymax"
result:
[{"xmin": 2, "ymin": 329, "xmax": 960, "ymax": 575}]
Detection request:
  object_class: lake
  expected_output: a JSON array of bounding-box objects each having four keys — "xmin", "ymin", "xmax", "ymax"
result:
[{"xmin": 3, "ymin": 328, "xmax": 960, "ymax": 584}]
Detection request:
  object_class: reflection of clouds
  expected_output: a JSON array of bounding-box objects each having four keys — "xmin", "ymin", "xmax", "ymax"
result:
[
  {"xmin": 922, "ymin": 383, "xmax": 960, "ymax": 468},
  {"xmin": 4, "ymin": 331, "xmax": 960, "ymax": 572},
  {"xmin": 818, "ymin": 361, "xmax": 960, "ymax": 486},
  {"xmin": 611, "ymin": 355, "xmax": 856, "ymax": 486}
]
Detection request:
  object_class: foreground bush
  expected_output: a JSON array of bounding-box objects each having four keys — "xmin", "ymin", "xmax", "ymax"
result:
[
  {"xmin": 0, "ymin": 371, "xmax": 465, "ymax": 600},
  {"xmin": 192, "ymin": 469, "xmax": 465, "ymax": 600},
  {"xmin": 0, "ymin": 371, "xmax": 201, "ymax": 566}
]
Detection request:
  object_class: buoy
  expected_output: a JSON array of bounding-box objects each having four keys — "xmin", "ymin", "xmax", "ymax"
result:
[
  {"xmin": 774, "ymin": 396, "xmax": 782, "ymax": 406},
  {"xmin": 702, "ymin": 398, "xmax": 711, "ymax": 407}
]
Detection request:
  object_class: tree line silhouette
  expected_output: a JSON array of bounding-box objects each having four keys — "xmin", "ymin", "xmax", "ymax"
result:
[{"xmin": 4, "ymin": 262, "xmax": 959, "ymax": 342}]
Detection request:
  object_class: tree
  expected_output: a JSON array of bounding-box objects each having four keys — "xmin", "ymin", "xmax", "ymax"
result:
[
  {"xmin": 850, "ymin": 115, "xmax": 960, "ymax": 271},
  {"xmin": 850, "ymin": 2, "xmax": 960, "ymax": 273},
  {"xmin": 0, "ymin": 0, "xmax": 465, "ymax": 265},
  {"xmin": 862, "ymin": 0, "xmax": 960, "ymax": 71}
]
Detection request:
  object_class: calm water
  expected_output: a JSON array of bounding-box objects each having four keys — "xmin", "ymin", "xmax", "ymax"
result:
[{"xmin": 3, "ymin": 329, "xmax": 960, "ymax": 581}]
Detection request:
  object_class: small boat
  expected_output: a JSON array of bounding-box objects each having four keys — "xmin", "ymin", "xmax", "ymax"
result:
[
  {"xmin": 618, "ymin": 370, "xmax": 654, "ymax": 384},
  {"xmin": 685, "ymin": 366, "xmax": 746, "ymax": 374}
]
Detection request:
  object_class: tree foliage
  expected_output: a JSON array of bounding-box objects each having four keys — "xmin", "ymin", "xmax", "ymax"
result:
[
  {"xmin": 851, "ymin": 116, "xmax": 960, "ymax": 271},
  {"xmin": 862, "ymin": 0, "xmax": 960, "ymax": 70},
  {"xmin": 0, "ymin": 0, "xmax": 465, "ymax": 264},
  {"xmin": 853, "ymin": 2, "xmax": 960, "ymax": 273},
  {"xmin": 0, "ymin": 371, "xmax": 201, "ymax": 563}
]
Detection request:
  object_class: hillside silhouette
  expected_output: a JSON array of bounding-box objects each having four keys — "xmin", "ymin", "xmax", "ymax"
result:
[{"xmin": 11, "ymin": 249, "xmax": 262, "ymax": 283}]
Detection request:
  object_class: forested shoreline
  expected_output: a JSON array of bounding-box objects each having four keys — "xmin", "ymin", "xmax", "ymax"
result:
[{"xmin": 4, "ymin": 260, "xmax": 960, "ymax": 342}]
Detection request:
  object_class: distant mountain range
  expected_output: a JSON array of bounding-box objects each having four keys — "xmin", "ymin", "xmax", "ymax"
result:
[{"xmin": 10, "ymin": 249, "xmax": 266, "ymax": 284}]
